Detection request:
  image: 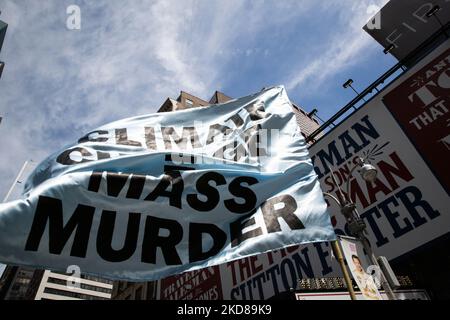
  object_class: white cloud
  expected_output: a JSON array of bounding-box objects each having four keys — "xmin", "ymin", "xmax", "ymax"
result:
[
  {"xmin": 0, "ymin": 0, "xmax": 390, "ymax": 197},
  {"xmin": 285, "ymin": 0, "xmax": 390, "ymax": 93}
]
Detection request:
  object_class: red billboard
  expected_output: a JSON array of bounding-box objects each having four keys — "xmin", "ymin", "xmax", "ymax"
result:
[
  {"xmin": 383, "ymin": 48, "xmax": 450, "ymax": 193},
  {"xmin": 159, "ymin": 266, "xmax": 223, "ymax": 300}
]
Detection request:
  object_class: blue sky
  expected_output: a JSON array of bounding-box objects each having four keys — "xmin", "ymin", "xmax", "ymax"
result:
[{"xmin": 0, "ymin": 0, "xmax": 396, "ymax": 197}]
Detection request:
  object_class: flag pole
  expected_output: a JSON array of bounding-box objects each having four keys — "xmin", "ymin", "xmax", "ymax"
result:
[
  {"xmin": 323, "ymin": 189, "xmax": 357, "ymax": 300},
  {"xmin": 331, "ymin": 239, "xmax": 357, "ymax": 300},
  {"xmin": 2, "ymin": 160, "xmax": 29, "ymax": 202}
]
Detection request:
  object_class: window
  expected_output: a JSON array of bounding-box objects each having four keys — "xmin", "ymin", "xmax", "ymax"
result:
[
  {"xmin": 43, "ymin": 288, "xmax": 109, "ymax": 300},
  {"xmin": 47, "ymin": 277, "xmax": 111, "ymax": 293},
  {"xmin": 185, "ymin": 99, "xmax": 194, "ymax": 108}
]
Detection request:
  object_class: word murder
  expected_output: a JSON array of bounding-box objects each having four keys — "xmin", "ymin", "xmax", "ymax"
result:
[{"xmin": 24, "ymin": 171, "xmax": 306, "ymax": 265}]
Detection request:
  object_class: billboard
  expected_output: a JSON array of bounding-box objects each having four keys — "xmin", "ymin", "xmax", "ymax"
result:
[
  {"xmin": 383, "ymin": 47, "xmax": 450, "ymax": 193},
  {"xmin": 159, "ymin": 266, "xmax": 223, "ymax": 300},
  {"xmin": 363, "ymin": 0, "xmax": 450, "ymax": 61},
  {"xmin": 157, "ymin": 244, "xmax": 343, "ymax": 300},
  {"xmin": 157, "ymin": 39, "xmax": 450, "ymax": 300},
  {"xmin": 309, "ymin": 40, "xmax": 449, "ymax": 264}
]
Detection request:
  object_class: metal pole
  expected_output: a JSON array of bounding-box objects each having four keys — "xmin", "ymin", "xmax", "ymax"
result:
[
  {"xmin": 349, "ymin": 84, "xmax": 367, "ymax": 103},
  {"xmin": 3, "ymin": 160, "xmax": 29, "ymax": 202},
  {"xmin": 323, "ymin": 191, "xmax": 356, "ymax": 300},
  {"xmin": 331, "ymin": 240, "xmax": 357, "ymax": 300},
  {"xmin": 328, "ymin": 166, "xmax": 397, "ymax": 300},
  {"xmin": 433, "ymin": 15, "xmax": 449, "ymax": 38},
  {"xmin": 328, "ymin": 168, "xmax": 346, "ymax": 205}
]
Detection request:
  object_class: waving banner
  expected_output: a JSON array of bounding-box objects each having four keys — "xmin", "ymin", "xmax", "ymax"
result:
[{"xmin": 0, "ymin": 86, "xmax": 335, "ymax": 281}]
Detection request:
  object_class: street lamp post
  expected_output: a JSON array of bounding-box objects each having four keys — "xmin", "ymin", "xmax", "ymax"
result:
[
  {"xmin": 426, "ymin": 5, "xmax": 448, "ymax": 38},
  {"xmin": 325, "ymin": 157, "xmax": 397, "ymax": 300},
  {"xmin": 330, "ymin": 239, "xmax": 357, "ymax": 300},
  {"xmin": 323, "ymin": 192, "xmax": 357, "ymax": 300},
  {"xmin": 343, "ymin": 79, "xmax": 367, "ymax": 106}
]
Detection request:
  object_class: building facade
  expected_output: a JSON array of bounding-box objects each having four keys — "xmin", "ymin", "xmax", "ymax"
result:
[
  {"xmin": 0, "ymin": 267, "xmax": 37, "ymax": 300},
  {"xmin": 112, "ymin": 281, "xmax": 157, "ymax": 300},
  {"xmin": 33, "ymin": 271, "xmax": 113, "ymax": 300},
  {"xmin": 0, "ymin": 266, "xmax": 114, "ymax": 300}
]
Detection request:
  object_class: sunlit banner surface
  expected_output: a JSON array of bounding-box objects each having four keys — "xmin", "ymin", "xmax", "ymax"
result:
[{"xmin": 0, "ymin": 86, "xmax": 335, "ymax": 281}]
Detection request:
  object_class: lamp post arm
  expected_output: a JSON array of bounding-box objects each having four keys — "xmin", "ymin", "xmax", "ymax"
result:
[
  {"xmin": 327, "ymin": 167, "xmax": 347, "ymax": 205},
  {"xmin": 345, "ymin": 161, "xmax": 362, "ymax": 203},
  {"xmin": 322, "ymin": 192, "xmax": 341, "ymax": 207}
]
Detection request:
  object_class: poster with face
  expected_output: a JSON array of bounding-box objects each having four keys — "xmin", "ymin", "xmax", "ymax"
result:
[{"xmin": 339, "ymin": 236, "xmax": 383, "ymax": 300}]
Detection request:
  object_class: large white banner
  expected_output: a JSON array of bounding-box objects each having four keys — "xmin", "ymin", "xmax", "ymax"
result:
[{"xmin": 0, "ymin": 86, "xmax": 335, "ymax": 281}]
